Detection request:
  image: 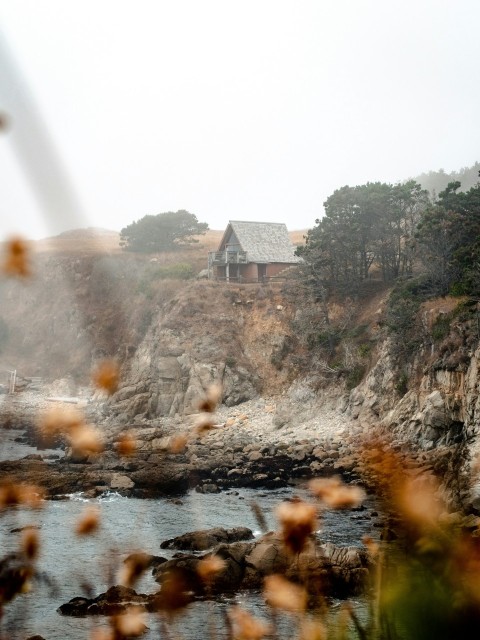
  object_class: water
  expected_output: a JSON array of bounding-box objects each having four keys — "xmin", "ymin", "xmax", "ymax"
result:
[
  {"xmin": 0, "ymin": 430, "xmax": 379, "ymax": 639},
  {"xmin": 0, "ymin": 428, "xmax": 63, "ymax": 462}
]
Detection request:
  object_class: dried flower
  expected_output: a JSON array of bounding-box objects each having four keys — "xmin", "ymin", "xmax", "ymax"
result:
[
  {"xmin": 276, "ymin": 498, "xmax": 317, "ymax": 554},
  {"xmin": 3, "ymin": 236, "xmax": 31, "ymax": 278},
  {"xmin": 69, "ymin": 424, "xmax": 104, "ymax": 456},
  {"xmin": 0, "ymin": 482, "xmax": 44, "ymax": 509},
  {"xmin": 197, "ymin": 384, "xmax": 222, "ymax": 413},
  {"xmin": 168, "ymin": 434, "xmax": 188, "ymax": 454},
  {"xmin": 111, "ymin": 607, "xmax": 146, "ymax": 638},
  {"xmin": 196, "ymin": 555, "xmax": 226, "ymax": 582},
  {"xmin": 250, "ymin": 501, "xmax": 268, "ymax": 533},
  {"xmin": 92, "ymin": 360, "xmax": 120, "ymax": 395},
  {"xmin": 90, "ymin": 629, "xmax": 113, "ymax": 640},
  {"xmin": 298, "ymin": 618, "xmax": 328, "ymax": 640},
  {"xmin": 228, "ymin": 606, "xmax": 271, "ymax": 640},
  {"xmin": 152, "ymin": 568, "xmax": 194, "ymax": 612},
  {"xmin": 116, "ymin": 432, "xmax": 136, "ymax": 456},
  {"xmin": 76, "ymin": 506, "xmax": 100, "ymax": 536},
  {"xmin": 37, "ymin": 406, "xmax": 84, "ymax": 438},
  {"xmin": 263, "ymin": 574, "xmax": 307, "ymax": 612},
  {"xmin": 362, "ymin": 535, "xmax": 380, "ymax": 558},
  {"xmin": 308, "ymin": 477, "xmax": 366, "ymax": 510},
  {"xmin": 21, "ymin": 527, "xmax": 40, "ymax": 561},
  {"xmin": 395, "ymin": 474, "xmax": 443, "ymax": 530},
  {"xmin": 194, "ymin": 414, "xmax": 217, "ymax": 436},
  {"xmin": 119, "ymin": 552, "xmax": 151, "ymax": 587}
]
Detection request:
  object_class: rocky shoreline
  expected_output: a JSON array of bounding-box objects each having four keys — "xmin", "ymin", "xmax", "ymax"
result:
[
  {"xmin": 0, "ymin": 389, "xmax": 462, "ymax": 504},
  {"xmin": 0, "ymin": 392, "xmax": 362, "ymax": 498},
  {"xmin": 58, "ymin": 526, "xmax": 371, "ymax": 617}
]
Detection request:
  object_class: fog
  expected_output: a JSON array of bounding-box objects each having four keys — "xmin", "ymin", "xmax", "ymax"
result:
[{"xmin": 0, "ymin": 0, "xmax": 479, "ymax": 239}]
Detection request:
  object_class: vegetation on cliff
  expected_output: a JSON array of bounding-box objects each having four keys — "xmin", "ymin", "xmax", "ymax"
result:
[{"xmin": 119, "ymin": 210, "xmax": 209, "ymax": 253}]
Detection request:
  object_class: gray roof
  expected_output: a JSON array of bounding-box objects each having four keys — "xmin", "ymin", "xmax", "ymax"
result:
[{"xmin": 220, "ymin": 220, "xmax": 302, "ymax": 264}]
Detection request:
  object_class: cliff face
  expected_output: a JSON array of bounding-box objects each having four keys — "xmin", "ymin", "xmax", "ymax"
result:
[
  {"xmin": 3, "ymin": 242, "xmax": 480, "ymax": 459},
  {"xmin": 348, "ymin": 298, "xmax": 480, "ymax": 451},
  {"xmin": 108, "ymin": 281, "xmax": 300, "ymax": 422}
]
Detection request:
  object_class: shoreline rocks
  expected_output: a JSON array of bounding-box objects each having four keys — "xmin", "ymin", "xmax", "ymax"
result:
[
  {"xmin": 59, "ymin": 531, "xmax": 372, "ymax": 617},
  {"xmin": 160, "ymin": 526, "xmax": 254, "ymax": 551},
  {"xmin": 0, "ymin": 395, "xmax": 364, "ymax": 498}
]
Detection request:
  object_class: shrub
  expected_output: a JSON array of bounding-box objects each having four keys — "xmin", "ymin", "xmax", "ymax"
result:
[
  {"xmin": 345, "ymin": 364, "xmax": 365, "ymax": 390},
  {"xmin": 358, "ymin": 342, "xmax": 372, "ymax": 358},
  {"xmin": 225, "ymin": 355, "xmax": 236, "ymax": 368},
  {"xmin": 431, "ymin": 314, "xmax": 452, "ymax": 342},
  {"xmin": 153, "ymin": 263, "xmax": 194, "ymax": 280},
  {"xmin": 395, "ymin": 371, "xmax": 409, "ymax": 396}
]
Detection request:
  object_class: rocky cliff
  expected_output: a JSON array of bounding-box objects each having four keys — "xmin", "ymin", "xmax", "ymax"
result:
[
  {"xmin": 107, "ymin": 281, "xmax": 300, "ymax": 422},
  {"xmin": 3, "ymin": 241, "xmax": 480, "ymax": 471},
  {"xmin": 348, "ymin": 297, "xmax": 480, "ymax": 457}
]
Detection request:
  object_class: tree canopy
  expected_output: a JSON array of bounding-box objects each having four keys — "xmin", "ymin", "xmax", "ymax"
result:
[
  {"xmin": 297, "ymin": 180, "xmax": 429, "ymax": 298},
  {"xmin": 120, "ymin": 210, "xmax": 208, "ymax": 252},
  {"xmin": 416, "ymin": 181, "xmax": 480, "ymax": 296}
]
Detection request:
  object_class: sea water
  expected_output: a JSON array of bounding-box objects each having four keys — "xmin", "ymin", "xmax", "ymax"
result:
[{"xmin": 0, "ymin": 431, "xmax": 377, "ymax": 639}]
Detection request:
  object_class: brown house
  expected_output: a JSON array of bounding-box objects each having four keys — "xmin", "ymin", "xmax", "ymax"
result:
[{"xmin": 208, "ymin": 220, "xmax": 302, "ymax": 282}]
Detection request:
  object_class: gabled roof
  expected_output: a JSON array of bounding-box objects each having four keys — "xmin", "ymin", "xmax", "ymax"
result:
[{"xmin": 219, "ymin": 220, "xmax": 302, "ymax": 264}]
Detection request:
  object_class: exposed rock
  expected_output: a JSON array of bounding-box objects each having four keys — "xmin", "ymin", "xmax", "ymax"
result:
[
  {"xmin": 110, "ymin": 473, "xmax": 134, "ymax": 490},
  {"xmin": 160, "ymin": 526, "xmax": 254, "ymax": 551},
  {"xmin": 154, "ymin": 531, "xmax": 371, "ymax": 598},
  {"xmin": 58, "ymin": 585, "xmax": 149, "ymax": 616}
]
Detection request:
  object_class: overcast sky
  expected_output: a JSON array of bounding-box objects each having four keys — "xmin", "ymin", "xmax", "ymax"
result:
[{"xmin": 0, "ymin": 0, "xmax": 479, "ymax": 240}]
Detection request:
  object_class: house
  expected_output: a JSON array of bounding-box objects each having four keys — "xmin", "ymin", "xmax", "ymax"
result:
[{"xmin": 208, "ymin": 220, "xmax": 302, "ymax": 282}]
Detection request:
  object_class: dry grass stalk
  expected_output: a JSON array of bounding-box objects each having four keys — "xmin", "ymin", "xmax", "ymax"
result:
[
  {"xmin": 92, "ymin": 360, "xmax": 120, "ymax": 395},
  {"xmin": 21, "ymin": 528, "xmax": 40, "ymax": 561},
  {"xmin": 168, "ymin": 434, "xmax": 188, "ymax": 454},
  {"xmin": 394, "ymin": 474, "xmax": 443, "ymax": 531},
  {"xmin": 263, "ymin": 574, "xmax": 307, "ymax": 613},
  {"xmin": 2, "ymin": 237, "xmax": 31, "ymax": 278},
  {"xmin": 118, "ymin": 552, "xmax": 151, "ymax": 588},
  {"xmin": 116, "ymin": 432, "xmax": 137, "ymax": 456},
  {"xmin": 37, "ymin": 406, "xmax": 84, "ymax": 438},
  {"xmin": 0, "ymin": 481, "xmax": 45, "ymax": 509},
  {"xmin": 152, "ymin": 568, "xmax": 194, "ymax": 613},
  {"xmin": 297, "ymin": 618, "xmax": 328, "ymax": 640},
  {"xmin": 196, "ymin": 555, "xmax": 226, "ymax": 583},
  {"xmin": 197, "ymin": 384, "xmax": 222, "ymax": 413},
  {"xmin": 194, "ymin": 413, "xmax": 217, "ymax": 436},
  {"xmin": 75, "ymin": 506, "xmax": 101, "ymax": 536},
  {"xmin": 90, "ymin": 629, "xmax": 114, "ymax": 640},
  {"xmin": 250, "ymin": 500, "xmax": 268, "ymax": 533},
  {"xmin": 308, "ymin": 476, "xmax": 366, "ymax": 510},
  {"xmin": 362, "ymin": 535, "xmax": 380, "ymax": 558},
  {"xmin": 227, "ymin": 606, "xmax": 271, "ymax": 640},
  {"xmin": 38, "ymin": 406, "xmax": 103, "ymax": 456},
  {"xmin": 276, "ymin": 498, "xmax": 317, "ymax": 554},
  {"xmin": 69, "ymin": 423, "xmax": 104, "ymax": 456},
  {"xmin": 111, "ymin": 606, "xmax": 146, "ymax": 638}
]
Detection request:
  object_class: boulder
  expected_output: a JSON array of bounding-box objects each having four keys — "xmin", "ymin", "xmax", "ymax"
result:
[
  {"xmin": 58, "ymin": 586, "xmax": 149, "ymax": 616},
  {"xmin": 160, "ymin": 526, "xmax": 254, "ymax": 551},
  {"xmin": 155, "ymin": 531, "xmax": 371, "ymax": 598}
]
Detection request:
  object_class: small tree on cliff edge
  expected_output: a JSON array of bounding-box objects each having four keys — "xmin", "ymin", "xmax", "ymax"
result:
[{"xmin": 120, "ymin": 210, "xmax": 209, "ymax": 252}]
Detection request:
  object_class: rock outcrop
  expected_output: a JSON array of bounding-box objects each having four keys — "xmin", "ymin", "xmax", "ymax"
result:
[
  {"xmin": 59, "ymin": 531, "xmax": 371, "ymax": 617},
  {"xmin": 153, "ymin": 531, "xmax": 370, "ymax": 599},
  {"xmin": 160, "ymin": 526, "xmax": 254, "ymax": 551}
]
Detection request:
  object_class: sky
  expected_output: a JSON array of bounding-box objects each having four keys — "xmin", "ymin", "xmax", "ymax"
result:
[{"xmin": 0, "ymin": 0, "xmax": 479, "ymax": 240}]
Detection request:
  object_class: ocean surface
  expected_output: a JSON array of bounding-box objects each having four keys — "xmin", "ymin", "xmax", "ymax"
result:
[{"xmin": 0, "ymin": 428, "xmax": 378, "ymax": 640}]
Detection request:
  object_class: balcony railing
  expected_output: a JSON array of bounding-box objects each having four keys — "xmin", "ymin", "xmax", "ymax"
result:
[{"xmin": 208, "ymin": 250, "xmax": 248, "ymax": 265}]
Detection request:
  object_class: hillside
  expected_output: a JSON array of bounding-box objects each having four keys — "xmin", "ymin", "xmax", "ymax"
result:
[
  {"xmin": 2, "ymin": 224, "xmax": 479, "ymax": 473},
  {"xmin": 0, "ymin": 228, "xmax": 306, "ymax": 386}
]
